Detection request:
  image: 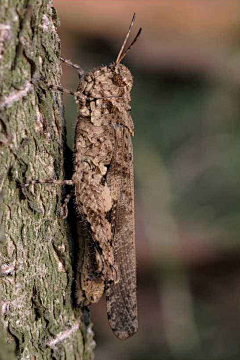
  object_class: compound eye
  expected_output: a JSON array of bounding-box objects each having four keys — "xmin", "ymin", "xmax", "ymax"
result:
[{"xmin": 112, "ymin": 74, "xmax": 124, "ymax": 87}]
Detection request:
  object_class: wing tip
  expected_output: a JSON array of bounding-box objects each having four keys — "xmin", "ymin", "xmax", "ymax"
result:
[{"xmin": 110, "ymin": 318, "xmax": 138, "ymax": 341}]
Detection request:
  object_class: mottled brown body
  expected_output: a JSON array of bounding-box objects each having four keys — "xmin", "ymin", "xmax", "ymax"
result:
[{"xmin": 73, "ymin": 63, "xmax": 137, "ymax": 339}]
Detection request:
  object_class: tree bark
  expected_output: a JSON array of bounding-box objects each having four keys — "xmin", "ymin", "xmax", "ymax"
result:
[{"xmin": 0, "ymin": 1, "xmax": 95, "ymax": 359}]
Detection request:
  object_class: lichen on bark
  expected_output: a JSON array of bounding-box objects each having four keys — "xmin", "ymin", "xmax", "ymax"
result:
[{"xmin": 0, "ymin": 1, "xmax": 95, "ymax": 359}]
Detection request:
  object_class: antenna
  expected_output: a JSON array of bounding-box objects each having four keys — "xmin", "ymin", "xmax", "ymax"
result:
[{"xmin": 115, "ymin": 13, "xmax": 142, "ymax": 65}]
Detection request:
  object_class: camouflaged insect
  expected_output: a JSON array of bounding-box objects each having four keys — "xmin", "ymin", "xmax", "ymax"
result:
[
  {"xmin": 74, "ymin": 61, "xmax": 137, "ymax": 340},
  {"xmin": 73, "ymin": 14, "xmax": 141, "ymax": 339}
]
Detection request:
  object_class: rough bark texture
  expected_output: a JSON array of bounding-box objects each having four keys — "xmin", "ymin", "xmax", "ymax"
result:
[{"xmin": 0, "ymin": 1, "xmax": 95, "ymax": 359}]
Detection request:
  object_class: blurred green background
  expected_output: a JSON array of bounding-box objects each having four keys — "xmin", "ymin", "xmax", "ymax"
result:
[{"xmin": 54, "ymin": 1, "xmax": 240, "ymax": 359}]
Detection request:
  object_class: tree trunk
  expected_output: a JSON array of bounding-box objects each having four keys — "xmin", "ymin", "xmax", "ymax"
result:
[{"xmin": 0, "ymin": 1, "xmax": 95, "ymax": 359}]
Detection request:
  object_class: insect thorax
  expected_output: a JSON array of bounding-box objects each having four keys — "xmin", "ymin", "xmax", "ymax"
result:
[{"xmin": 76, "ymin": 63, "xmax": 134, "ymax": 134}]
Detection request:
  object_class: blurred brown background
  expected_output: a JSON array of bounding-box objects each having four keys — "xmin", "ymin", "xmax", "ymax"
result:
[{"xmin": 54, "ymin": 1, "xmax": 240, "ymax": 359}]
